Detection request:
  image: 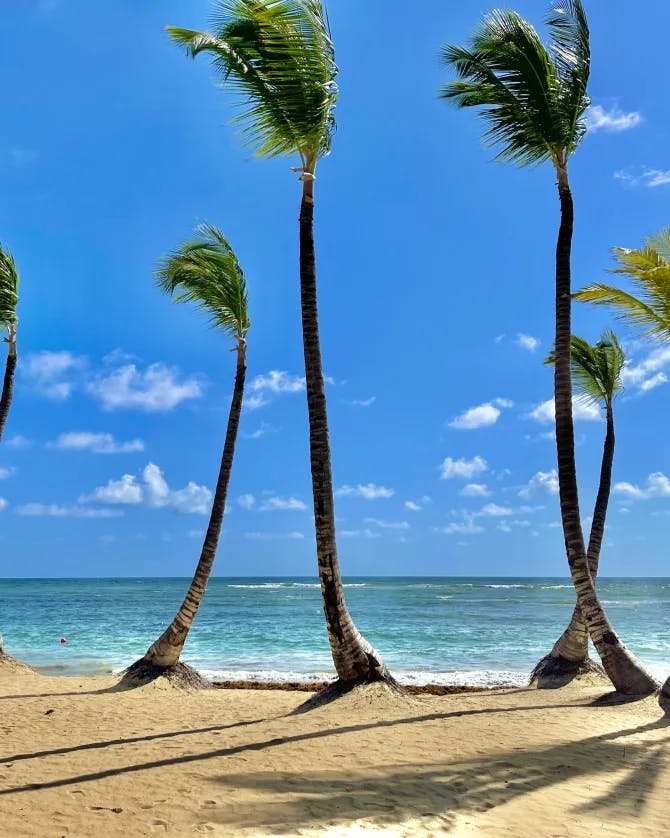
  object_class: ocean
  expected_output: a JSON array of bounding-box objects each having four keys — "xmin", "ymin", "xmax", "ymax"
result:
[{"xmin": 2, "ymin": 577, "xmax": 669, "ymax": 686}]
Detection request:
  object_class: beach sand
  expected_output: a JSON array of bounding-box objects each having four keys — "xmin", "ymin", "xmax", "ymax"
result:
[{"xmin": 1, "ymin": 661, "xmax": 669, "ymax": 837}]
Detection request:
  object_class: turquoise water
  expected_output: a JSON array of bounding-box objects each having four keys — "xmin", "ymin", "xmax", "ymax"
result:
[{"xmin": 2, "ymin": 577, "xmax": 669, "ymax": 686}]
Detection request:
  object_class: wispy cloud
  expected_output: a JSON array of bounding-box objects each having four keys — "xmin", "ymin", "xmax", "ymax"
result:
[
  {"xmin": 237, "ymin": 493, "xmax": 256, "ymax": 510},
  {"xmin": 335, "ymin": 483, "xmax": 394, "ymax": 500},
  {"xmin": 81, "ymin": 463, "xmax": 211, "ymax": 514},
  {"xmin": 341, "ymin": 528, "xmax": 381, "ymax": 539},
  {"xmin": 364, "ymin": 518, "xmax": 410, "ymax": 531},
  {"xmin": 258, "ymin": 496, "xmax": 308, "ymax": 512},
  {"xmin": 448, "ymin": 398, "xmax": 513, "ymax": 430},
  {"xmin": 22, "ymin": 351, "xmax": 86, "ymax": 400},
  {"xmin": 440, "ymin": 456, "xmax": 488, "ymax": 480},
  {"xmin": 49, "ymin": 432, "xmax": 144, "ymax": 455},
  {"xmin": 585, "ymin": 104, "xmax": 642, "ymax": 133},
  {"xmin": 246, "ymin": 370, "xmax": 310, "ymax": 410},
  {"xmin": 6, "ymin": 435, "xmax": 33, "ymax": 450},
  {"xmin": 404, "ymin": 496, "xmax": 431, "ymax": 512},
  {"xmin": 518, "ymin": 470, "xmax": 559, "ymax": 499},
  {"xmin": 459, "ymin": 483, "xmax": 490, "ymax": 497},
  {"xmin": 515, "ymin": 333, "xmax": 540, "ymax": 353},
  {"xmin": 613, "ymin": 472, "xmax": 670, "ymax": 501},
  {"xmin": 614, "ymin": 167, "xmax": 670, "ymax": 188},
  {"xmin": 243, "ymin": 531, "xmax": 305, "ymax": 541},
  {"xmin": 88, "ymin": 363, "xmax": 203, "ymax": 412},
  {"xmin": 622, "ymin": 346, "xmax": 670, "ymax": 394},
  {"xmin": 0, "ymin": 467, "xmax": 16, "ymax": 480},
  {"xmin": 345, "ymin": 396, "xmax": 376, "ymax": 408},
  {"xmin": 434, "ymin": 519, "xmax": 484, "ymax": 536},
  {"xmin": 16, "ymin": 503, "xmax": 122, "ymax": 519},
  {"xmin": 243, "ymin": 422, "xmax": 277, "ymax": 440}
]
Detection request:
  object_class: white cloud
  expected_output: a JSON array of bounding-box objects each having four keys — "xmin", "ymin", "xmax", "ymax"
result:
[
  {"xmin": 88, "ymin": 363, "xmax": 203, "ymax": 412},
  {"xmin": 364, "ymin": 518, "xmax": 410, "ymax": 531},
  {"xmin": 404, "ymin": 501, "xmax": 421, "ymax": 511},
  {"xmin": 346, "ymin": 396, "xmax": 376, "ymax": 408},
  {"xmin": 475, "ymin": 503, "xmax": 513, "ymax": 518},
  {"xmin": 0, "ymin": 467, "xmax": 15, "ymax": 480},
  {"xmin": 50, "ymin": 432, "xmax": 144, "ymax": 455},
  {"xmin": 259, "ymin": 496, "xmax": 308, "ymax": 512},
  {"xmin": 341, "ymin": 528, "xmax": 381, "ymax": 539},
  {"xmin": 498, "ymin": 519, "xmax": 531, "ymax": 533},
  {"xmin": 250, "ymin": 370, "xmax": 306, "ymax": 395},
  {"xmin": 585, "ymin": 104, "xmax": 642, "ymax": 133},
  {"xmin": 434, "ymin": 519, "xmax": 484, "ymax": 536},
  {"xmin": 335, "ymin": 483, "xmax": 394, "ymax": 500},
  {"xmin": 243, "ymin": 531, "xmax": 305, "ymax": 541},
  {"xmin": 0, "ymin": 498, "xmax": 7, "ymax": 511},
  {"xmin": 6, "ymin": 435, "xmax": 32, "ymax": 449},
  {"xmin": 613, "ymin": 472, "xmax": 670, "ymax": 501},
  {"xmin": 614, "ymin": 167, "xmax": 670, "ymax": 188},
  {"xmin": 237, "ymin": 493, "xmax": 256, "ymax": 510},
  {"xmin": 23, "ymin": 351, "xmax": 86, "ymax": 400},
  {"xmin": 459, "ymin": 483, "xmax": 490, "ymax": 497},
  {"xmin": 519, "ymin": 470, "xmax": 559, "ymax": 499},
  {"xmin": 16, "ymin": 503, "xmax": 122, "ymax": 518},
  {"xmin": 440, "ymin": 456, "xmax": 488, "ymax": 480},
  {"xmin": 243, "ymin": 422, "xmax": 276, "ymax": 440},
  {"xmin": 448, "ymin": 398, "xmax": 513, "ymax": 430},
  {"xmin": 515, "ymin": 333, "xmax": 540, "ymax": 352},
  {"xmin": 622, "ymin": 346, "xmax": 670, "ymax": 394},
  {"xmin": 246, "ymin": 394, "xmax": 268, "ymax": 411},
  {"xmin": 529, "ymin": 397, "xmax": 601, "ymax": 423},
  {"xmin": 82, "ymin": 463, "xmax": 211, "ymax": 515}
]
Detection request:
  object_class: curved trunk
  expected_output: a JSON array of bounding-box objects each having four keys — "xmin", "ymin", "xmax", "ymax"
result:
[
  {"xmin": 550, "ymin": 402, "xmax": 614, "ymax": 661},
  {"xmin": 553, "ymin": 168, "xmax": 657, "ymax": 695},
  {"xmin": 142, "ymin": 345, "xmax": 246, "ymax": 668},
  {"xmin": 299, "ymin": 173, "xmax": 392, "ymax": 684},
  {"xmin": 0, "ymin": 335, "xmax": 17, "ymax": 443}
]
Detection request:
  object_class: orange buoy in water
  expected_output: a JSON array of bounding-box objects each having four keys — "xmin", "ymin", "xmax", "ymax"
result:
[{"xmin": 60, "ymin": 637, "xmax": 67, "ymax": 644}]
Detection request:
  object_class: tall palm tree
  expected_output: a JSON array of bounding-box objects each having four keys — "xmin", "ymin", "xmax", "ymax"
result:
[
  {"xmin": 532, "ymin": 332, "xmax": 625, "ymax": 684},
  {"xmin": 0, "ymin": 244, "xmax": 19, "ymax": 444},
  {"xmin": 167, "ymin": 1, "xmax": 393, "ymax": 688},
  {"xmin": 575, "ymin": 227, "xmax": 670, "ymax": 338},
  {"xmin": 441, "ymin": 1, "xmax": 657, "ymax": 693},
  {"xmin": 124, "ymin": 224, "xmax": 249, "ymax": 687},
  {"xmin": 576, "ymin": 229, "xmax": 670, "ymax": 697}
]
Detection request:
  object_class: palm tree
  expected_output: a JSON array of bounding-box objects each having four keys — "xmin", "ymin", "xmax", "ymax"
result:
[
  {"xmin": 441, "ymin": 2, "xmax": 657, "ymax": 693},
  {"xmin": 0, "ymin": 244, "xmax": 19, "ymax": 444},
  {"xmin": 167, "ymin": 1, "xmax": 393, "ymax": 689},
  {"xmin": 123, "ymin": 224, "xmax": 249, "ymax": 688},
  {"xmin": 576, "ymin": 229, "xmax": 670, "ymax": 697},
  {"xmin": 532, "ymin": 332, "xmax": 625, "ymax": 685},
  {"xmin": 575, "ymin": 227, "xmax": 670, "ymax": 338}
]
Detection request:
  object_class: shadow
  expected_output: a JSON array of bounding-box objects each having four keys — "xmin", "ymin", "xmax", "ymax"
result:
[
  {"xmin": 203, "ymin": 717, "xmax": 670, "ymax": 833},
  {"xmin": 0, "ymin": 699, "xmax": 658, "ymax": 797},
  {"xmin": 0, "ymin": 717, "xmax": 268, "ymax": 766}
]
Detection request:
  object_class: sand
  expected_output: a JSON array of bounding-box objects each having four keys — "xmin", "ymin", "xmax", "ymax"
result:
[{"xmin": 1, "ymin": 663, "xmax": 669, "ymax": 837}]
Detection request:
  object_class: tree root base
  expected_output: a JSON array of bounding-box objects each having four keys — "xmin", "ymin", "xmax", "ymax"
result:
[
  {"xmin": 292, "ymin": 674, "xmax": 406, "ymax": 714},
  {"xmin": 117, "ymin": 659, "xmax": 212, "ymax": 691},
  {"xmin": 529, "ymin": 654, "xmax": 607, "ymax": 689}
]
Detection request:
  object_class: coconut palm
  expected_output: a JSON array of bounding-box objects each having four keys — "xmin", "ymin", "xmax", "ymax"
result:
[
  {"xmin": 532, "ymin": 332, "xmax": 625, "ymax": 684},
  {"xmin": 575, "ymin": 228, "xmax": 670, "ymax": 338},
  {"xmin": 441, "ymin": 1, "xmax": 657, "ymax": 693},
  {"xmin": 0, "ymin": 245, "xmax": 19, "ymax": 444},
  {"xmin": 124, "ymin": 224, "xmax": 249, "ymax": 687},
  {"xmin": 167, "ymin": 1, "xmax": 393, "ymax": 688}
]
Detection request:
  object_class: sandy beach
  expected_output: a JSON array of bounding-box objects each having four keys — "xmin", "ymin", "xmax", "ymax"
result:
[{"xmin": 1, "ymin": 659, "xmax": 669, "ymax": 837}]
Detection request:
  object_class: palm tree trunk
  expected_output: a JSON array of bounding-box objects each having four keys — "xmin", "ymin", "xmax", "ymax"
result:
[
  {"xmin": 548, "ymin": 402, "xmax": 615, "ymax": 662},
  {"xmin": 298, "ymin": 172, "xmax": 392, "ymax": 685},
  {"xmin": 0, "ymin": 332, "xmax": 17, "ymax": 443},
  {"xmin": 138, "ymin": 344, "xmax": 246, "ymax": 669},
  {"xmin": 553, "ymin": 167, "xmax": 657, "ymax": 695}
]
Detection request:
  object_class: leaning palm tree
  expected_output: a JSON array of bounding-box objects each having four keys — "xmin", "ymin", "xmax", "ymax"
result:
[
  {"xmin": 532, "ymin": 332, "xmax": 625, "ymax": 685},
  {"xmin": 575, "ymin": 227, "xmax": 670, "ymax": 338},
  {"xmin": 167, "ymin": 1, "xmax": 393, "ymax": 690},
  {"xmin": 123, "ymin": 224, "xmax": 249, "ymax": 687},
  {"xmin": 0, "ymin": 245, "xmax": 19, "ymax": 444},
  {"xmin": 441, "ymin": 1, "xmax": 657, "ymax": 693}
]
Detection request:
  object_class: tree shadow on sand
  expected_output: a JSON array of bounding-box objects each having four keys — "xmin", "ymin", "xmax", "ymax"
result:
[{"xmin": 202, "ymin": 716, "xmax": 670, "ymax": 834}]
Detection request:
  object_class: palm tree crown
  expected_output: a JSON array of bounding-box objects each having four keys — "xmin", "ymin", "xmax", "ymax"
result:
[
  {"xmin": 167, "ymin": 0, "xmax": 338, "ymax": 170},
  {"xmin": 575, "ymin": 228, "xmax": 670, "ymax": 339},
  {"xmin": 0, "ymin": 245, "xmax": 19, "ymax": 334},
  {"xmin": 155, "ymin": 223, "xmax": 249, "ymax": 342},
  {"xmin": 547, "ymin": 331, "xmax": 625, "ymax": 409},
  {"xmin": 440, "ymin": 0, "xmax": 590, "ymax": 169}
]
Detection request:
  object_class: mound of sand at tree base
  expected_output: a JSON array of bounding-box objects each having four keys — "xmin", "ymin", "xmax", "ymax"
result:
[
  {"xmin": 1, "ymin": 669, "xmax": 669, "ymax": 837},
  {"xmin": 0, "ymin": 652, "xmax": 36, "ymax": 675}
]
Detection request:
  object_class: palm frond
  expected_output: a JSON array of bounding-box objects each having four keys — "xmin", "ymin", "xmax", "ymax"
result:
[
  {"xmin": 155, "ymin": 224, "xmax": 250, "ymax": 340},
  {"xmin": 440, "ymin": 2, "xmax": 590, "ymax": 167},
  {"xmin": 546, "ymin": 330, "xmax": 625, "ymax": 406},
  {"xmin": 575, "ymin": 229, "xmax": 670, "ymax": 339},
  {"xmin": 167, "ymin": 0, "xmax": 338, "ymax": 163},
  {"xmin": 0, "ymin": 244, "xmax": 19, "ymax": 332}
]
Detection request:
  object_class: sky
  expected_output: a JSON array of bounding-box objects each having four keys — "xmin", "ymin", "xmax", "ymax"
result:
[{"xmin": 0, "ymin": 0, "xmax": 668, "ymax": 578}]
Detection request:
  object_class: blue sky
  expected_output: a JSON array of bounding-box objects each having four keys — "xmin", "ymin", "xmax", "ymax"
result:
[{"xmin": 0, "ymin": 0, "xmax": 668, "ymax": 578}]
